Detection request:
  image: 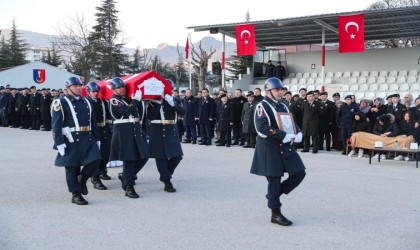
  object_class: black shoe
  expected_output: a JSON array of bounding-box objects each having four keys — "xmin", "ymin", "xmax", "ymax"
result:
[
  {"xmin": 312, "ymin": 150, "xmax": 318, "ymax": 154},
  {"xmin": 226, "ymin": 144, "xmax": 231, "ymax": 147},
  {"xmin": 301, "ymin": 149, "xmax": 309, "ymax": 152},
  {"xmin": 99, "ymin": 172, "xmax": 111, "ymax": 180},
  {"xmin": 79, "ymin": 176, "xmax": 88, "ymax": 195},
  {"xmin": 206, "ymin": 142, "xmax": 212, "ymax": 146},
  {"xmin": 243, "ymin": 145, "xmax": 252, "ymax": 148},
  {"xmin": 239, "ymin": 142, "xmax": 245, "ymax": 146},
  {"xmin": 232, "ymin": 141, "xmax": 239, "ymax": 145},
  {"xmin": 271, "ymin": 209, "xmax": 292, "ymax": 226},
  {"xmin": 125, "ymin": 186, "xmax": 139, "ymax": 198},
  {"xmin": 215, "ymin": 139, "xmax": 221, "ymax": 143},
  {"xmin": 91, "ymin": 178, "xmax": 107, "ymax": 190},
  {"xmin": 118, "ymin": 173, "xmax": 126, "ymax": 191},
  {"xmin": 182, "ymin": 140, "xmax": 191, "ymax": 143},
  {"xmin": 192, "ymin": 141, "xmax": 196, "ymax": 144},
  {"xmin": 199, "ymin": 142, "xmax": 206, "ymax": 145},
  {"xmin": 164, "ymin": 181, "xmax": 176, "ymax": 192},
  {"xmin": 216, "ymin": 143, "xmax": 225, "ymax": 146},
  {"xmin": 72, "ymin": 192, "xmax": 88, "ymax": 205},
  {"xmin": 326, "ymin": 148, "xmax": 331, "ymax": 151}
]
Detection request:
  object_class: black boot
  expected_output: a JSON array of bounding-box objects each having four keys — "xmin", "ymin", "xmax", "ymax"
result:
[
  {"xmin": 79, "ymin": 176, "xmax": 88, "ymax": 195},
  {"xmin": 72, "ymin": 192, "xmax": 88, "ymax": 205},
  {"xmin": 91, "ymin": 177, "xmax": 107, "ymax": 190},
  {"xmin": 125, "ymin": 186, "xmax": 139, "ymax": 198},
  {"xmin": 271, "ymin": 209, "xmax": 292, "ymax": 226},
  {"xmin": 99, "ymin": 172, "xmax": 111, "ymax": 180},
  {"xmin": 164, "ymin": 181, "xmax": 176, "ymax": 192},
  {"xmin": 118, "ymin": 173, "xmax": 126, "ymax": 191}
]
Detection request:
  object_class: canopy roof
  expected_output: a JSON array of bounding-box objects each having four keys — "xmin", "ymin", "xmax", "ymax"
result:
[{"xmin": 187, "ymin": 6, "xmax": 420, "ymax": 48}]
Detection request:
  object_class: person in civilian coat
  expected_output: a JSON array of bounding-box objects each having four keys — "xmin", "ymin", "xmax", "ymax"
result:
[
  {"xmin": 29, "ymin": 86, "xmax": 41, "ymax": 130},
  {"xmin": 290, "ymin": 88, "xmax": 307, "ymax": 148},
  {"xmin": 241, "ymin": 91, "xmax": 257, "ymax": 148},
  {"xmin": 40, "ymin": 88, "xmax": 52, "ymax": 131},
  {"xmin": 336, "ymin": 95, "xmax": 360, "ymax": 154},
  {"xmin": 215, "ymin": 94, "xmax": 234, "ymax": 147},
  {"xmin": 250, "ymin": 77, "xmax": 306, "ymax": 227},
  {"xmin": 301, "ymin": 91, "xmax": 321, "ymax": 153},
  {"xmin": 147, "ymin": 90, "xmax": 185, "ymax": 192},
  {"xmin": 368, "ymin": 97, "xmax": 387, "ymax": 132},
  {"xmin": 387, "ymin": 94, "xmax": 407, "ymax": 124},
  {"xmin": 8, "ymin": 88, "xmax": 19, "ymax": 128},
  {"xmin": 198, "ymin": 88, "xmax": 216, "ymax": 145},
  {"xmin": 109, "ymin": 77, "xmax": 150, "ymax": 198},
  {"xmin": 51, "ymin": 77, "xmax": 102, "ymax": 205},
  {"xmin": 231, "ymin": 89, "xmax": 247, "ymax": 145},
  {"xmin": 182, "ymin": 89, "xmax": 199, "ymax": 144},
  {"xmin": 16, "ymin": 88, "xmax": 31, "ymax": 129},
  {"xmin": 317, "ymin": 92, "xmax": 335, "ymax": 151}
]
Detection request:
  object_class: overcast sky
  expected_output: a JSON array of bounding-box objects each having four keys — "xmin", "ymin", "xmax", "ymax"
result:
[{"xmin": 0, "ymin": 0, "xmax": 379, "ymax": 48}]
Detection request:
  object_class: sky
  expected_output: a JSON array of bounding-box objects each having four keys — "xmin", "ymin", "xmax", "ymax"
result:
[{"xmin": 0, "ymin": 0, "xmax": 379, "ymax": 49}]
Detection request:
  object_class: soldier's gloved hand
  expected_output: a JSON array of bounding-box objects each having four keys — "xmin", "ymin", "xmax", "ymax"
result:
[
  {"xmin": 164, "ymin": 94, "xmax": 175, "ymax": 106},
  {"xmin": 294, "ymin": 132, "xmax": 303, "ymax": 143},
  {"xmin": 132, "ymin": 90, "xmax": 142, "ymax": 101},
  {"xmin": 97, "ymin": 141, "xmax": 101, "ymax": 149},
  {"xmin": 57, "ymin": 143, "xmax": 66, "ymax": 156},
  {"xmin": 282, "ymin": 134, "xmax": 295, "ymax": 143}
]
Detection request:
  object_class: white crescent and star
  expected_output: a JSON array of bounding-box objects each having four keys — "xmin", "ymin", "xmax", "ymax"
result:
[
  {"xmin": 240, "ymin": 30, "xmax": 251, "ymax": 44},
  {"xmin": 345, "ymin": 21, "xmax": 360, "ymax": 39}
]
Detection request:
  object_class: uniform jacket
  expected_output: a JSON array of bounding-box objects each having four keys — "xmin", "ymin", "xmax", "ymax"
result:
[
  {"xmin": 147, "ymin": 98, "xmax": 185, "ymax": 159},
  {"xmin": 387, "ymin": 103, "xmax": 407, "ymax": 123},
  {"xmin": 51, "ymin": 94, "xmax": 101, "ymax": 167},
  {"xmin": 241, "ymin": 100, "xmax": 257, "ymax": 134},
  {"xmin": 337, "ymin": 102, "xmax": 360, "ymax": 129},
  {"xmin": 250, "ymin": 97, "xmax": 305, "ymax": 177},
  {"xmin": 109, "ymin": 94, "xmax": 149, "ymax": 161},
  {"xmin": 87, "ymin": 97, "xmax": 112, "ymax": 159}
]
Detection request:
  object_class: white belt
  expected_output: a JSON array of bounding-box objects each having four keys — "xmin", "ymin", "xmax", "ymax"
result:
[{"xmin": 113, "ymin": 117, "xmax": 140, "ymax": 124}]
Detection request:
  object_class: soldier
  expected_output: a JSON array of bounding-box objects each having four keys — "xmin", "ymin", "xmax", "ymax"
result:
[
  {"xmin": 215, "ymin": 93, "xmax": 234, "ymax": 147},
  {"xmin": 301, "ymin": 91, "xmax": 321, "ymax": 153},
  {"xmin": 108, "ymin": 77, "xmax": 149, "ymax": 198},
  {"xmin": 250, "ymin": 77, "xmax": 306, "ymax": 226},
  {"xmin": 318, "ymin": 92, "xmax": 335, "ymax": 151},
  {"xmin": 85, "ymin": 82, "xmax": 111, "ymax": 191},
  {"xmin": 182, "ymin": 89, "xmax": 198, "ymax": 144},
  {"xmin": 241, "ymin": 91, "xmax": 257, "ymax": 148},
  {"xmin": 147, "ymin": 89, "xmax": 185, "ymax": 192},
  {"xmin": 51, "ymin": 77, "xmax": 102, "ymax": 205}
]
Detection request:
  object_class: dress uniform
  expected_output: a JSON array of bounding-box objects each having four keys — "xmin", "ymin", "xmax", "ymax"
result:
[
  {"xmin": 109, "ymin": 77, "xmax": 149, "ymax": 198},
  {"xmin": 147, "ymin": 92, "xmax": 185, "ymax": 192},
  {"xmin": 86, "ymin": 82, "xmax": 111, "ymax": 191},
  {"xmin": 51, "ymin": 77, "xmax": 102, "ymax": 205},
  {"xmin": 250, "ymin": 77, "xmax": 306, "ymax": 226}
]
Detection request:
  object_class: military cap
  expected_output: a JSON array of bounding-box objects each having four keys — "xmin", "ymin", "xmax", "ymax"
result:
[
  {"xmin": 220, "ymin": 93, "xmax": 227, "ymax": 98},
  {"xmin": 246, "ymin": 91, "xmax": 254, "ymax": 97},
  {"xmin": 332, "ymin": 92, "xmax": 340, "ymax": 97},
  {"xmin": 344, "ymin": 95, "xmax": 352, "ymax": 100},
  {"xmin": 307, "ymin": 91, "xmax": 314, "ymax": 96},
  {"xmin": 320, "ymin": 91, "xmax": 328, "ymax": 96}
]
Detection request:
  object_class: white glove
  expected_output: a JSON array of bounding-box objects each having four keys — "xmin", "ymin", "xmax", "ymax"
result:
[
  {"xmin": 97, "ymin": 141, "xmax": 101, "ymax": 149},
  {"xmin": 164, "ymin": 94, "xmax": 175, "ymax": 106},
  {"xmin": 57, "ymin": 143, "xmax": 66, "ymax": 156},
  {"xmin": 282, "ymin": 134, "xmax": 295, "ymax": 143},
  {"xmin": 132, "ymin": 90, "xmax": 142, "ymax": 101},
  {"xmin": 294, "ymin": 132, "xmax": 303, "ymax": 143}
]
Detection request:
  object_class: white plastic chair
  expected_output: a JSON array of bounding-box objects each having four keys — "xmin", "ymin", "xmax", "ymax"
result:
[
  {"xmin": 407, "ymin": 76, "xmax": 417, "ymax": 84},
  {"xmin": 350, "ymin": 85, "xmax": 359, "ymax": 91},
  {"xmin": 376, "ymin": 77, "xmax": 386, "ymax": 84},
  {"xmin": 388, "ymin": 84, "xmax": 399, "ymax": 91},
  {"xmin": 399, "ymin": 83, "xmax": 409, "ymax": 91},
  {"xmin": 408, "ymin": 70, "xmax": 418, "ymax": 76},
  {"xmin": 370, "ymin": 71, "xmax": 379, "ymax": 77},
  {"xmin": 295, "ymin": 73, "xmax": 303, "ymax": 78},
  {"xmin": 376, "ymin": 92, "xmax": 387, "ymax": 99},
  {"xmin": 315, "ymin": 78, "xmax": 323, "ymax": 84},
  {"xmin": 325, "ymin": 78, "xmax": 332, "ymax": 84},
  {"xmin": 298, "ymin": 78, "xmax": 307, "ymax": 84},
  {"xmin": 410, "ymin": 83, "xmax": 420, "ymax": 91},
  {"xmin": 386, "ymin": 77, "xmax": 396, "ymax": 84},
  {"xmin": 357, "ymin": 77, "xmax": 367, "ymax": 84},
  {"xmin": 378, "ymin": 84, "xmax": 389, "ymax": 91},
  {"xmin": 341, "ymin": 85, "xmax": 350, "ymax": 91},
  {"xmin": 326, "ymin": 72, "xmax": 334, "ymax": 78},
  {"xmin": 290, "ymin": 85, "xmax": 298, "ymax": 92},
  {"xmin": 348, "ymin": 77, "xmax": 357, "ymax": 85},
  {"xmin": 396, "ymin": 76, "xmax": 406, "ymax": 84},
  {"xmin": 343, "ymin": 72, "xmax": 351, "ymax": 78},
  {"xmin": 307, "ymin": 85, "xmax": 316, "ymax": 91},
  {"xmin": 282, "ymin": 78, "xmax": 291, "ymax": 85},
  {"xmin": 364, "ymin": 92, "xmax": 375, "ymax": 100},
  {"xmin": 334, "ymin": 72, "xmax": 343, "ymax": 78},
  {"xmin": 388, "ymin": 70, "xmax": 398, "ymax": 77},
  {"xmin": 379, "ymin": 71, "xmax": 388, "ymax": 77},
  {"xmin": 398, "ymin": 70, "xmax": 408, "ymax": 77},
  {"xmin": 288, "ymin": 73, "xmax": 296, "ymax": 78},
  {"xmin": 302, "ymin": 73, "xmax": 310, "ymax": 78},
  {"xmin": 310, "ymin": 72, "xmax": 318, "ymax": 79},
  {"xmin": 306, "ymin": 78, "xmax": 315, "ymax": 85},
  {"xmin": 351, "ymin": 71, "xmax": 360, "ymax": 78},
  {"xmin": 298, "ymin": 85, "xmax": 307, "ymax": 91},
  {"xmin": 355, "ymin": 92, "xmax": 364, "ymax": 100},
  {"xmin": 290, "ymin": 78, "xmax": 298, "ymax": 84},
  {"xmin": 360, "ymin": 71, "xmax": 370, "ymax": 77},
  {"xmin": 359, "ymin": 84, "xmax": 368, "ymax": 91},
  {"xmin": 367, "ymin": 77, "xmax": 376, "ymax": 84},
  {"xmin": 368, "ymin": 84, "xmax": 378, "ymax": 91}
]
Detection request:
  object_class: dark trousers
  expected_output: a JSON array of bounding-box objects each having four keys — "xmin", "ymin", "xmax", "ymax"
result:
[
  {"xmin": 244, "ymin": 133, "xmax": 257, "ymax": 147},
  {"xmin": 266, "ymin": 170, "xmax": 306, "ymax": 209},
  {"xmin": 31, "ymin": 115, "xmax": 40, "ymax": 129},
  {"xmin": 155, "ymin": 156, "xmax": 182, "ymax": 182},
  {"xmin": 123, "ymin": 159, "xmax": 148, "ymax": 186},
  {"xmin": 20, "ymin": 115, "xmax": 30, "ymax": 129},
  {"xmin": 318, "ymin": 132, "xmax": 331, "ymax": 150},
  {"xmin": 304, "ymin": 135, "xmax": 319, "ymax": 150},
  {"xmin": 219, "ymin": 130, "xmax": 232, "ymax": 145},
  {"xmin": 200, "ymin": 124, "xmax": 212, "ymax": 144},
  {"xmin": 65, "ymin": 160, "xmax": 100, "ymax": 193},
  {"xmin": 232, "ymin": 124, "xmax": 245, "ymax": 143},
  {"xmin": 10, "ymin": 113, "xmax": 19, "ymax": 127},
  {"xmin": 185, "ymin": 125, "xmax": 197, "ymax": 142},
  {"xmin": 42, "ymin": 118, "xmax": 51, "ymax": 130},
  {"xmin": 340, "ymin": 127, "xmax": 352, "ymax": 149},
  {"xmin": 93, "ymin": 159, "xmax": 108, "ymax": 178},
  {"xmin": 0, "ymin": 109, "xmax": 9, "ymax": 126}
]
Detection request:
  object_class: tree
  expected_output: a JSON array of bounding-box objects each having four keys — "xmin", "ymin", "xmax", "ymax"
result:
[
  {"xmin": 225, "ymin": 53, "xmax": 253, "ymax": 81},
  {"xmin": 7, "ymin": 20, "xmax": 27, "ymax": 66},
  {"xmin": 50, "ymin": 43, "xmax": 62, "ymax": 67},
  {"xmin": 171, "ymin": 57, "xmax": 189, "ymax": 90},
  {"xmin": 366, "ymin": 0, "xmax": 420, "ymax": 48},
  {"xmin": 42, "ymin": 50, "xmax": 52, "ymax": 64},
  {"xmin": 90, "ymin": 0, "xmax": 125, "ymax": 78},
  {"xmin": 125, "ymin": 47, "xmax": 153, "ymax": 74},
  {"xmin": 0, "ymin": 36, "xmax": 12, "ymax": 68}
]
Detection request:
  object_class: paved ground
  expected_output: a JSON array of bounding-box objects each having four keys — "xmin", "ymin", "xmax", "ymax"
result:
[{"xmin": 1, "ymin": 127, "xmax": 419, "ymax": 250}]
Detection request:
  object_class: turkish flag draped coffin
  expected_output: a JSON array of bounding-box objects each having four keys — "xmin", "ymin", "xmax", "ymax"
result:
[
  {"xmin": 338, "ymin": 14, "xmax": 365, "ymax": 53},
  {"xmin": 82, "ymin": 71, "xmax": 173, "ymax": 100},
  {"xmin": 235, "ymin": 24, "xmax": 257, "ymax": 56}
]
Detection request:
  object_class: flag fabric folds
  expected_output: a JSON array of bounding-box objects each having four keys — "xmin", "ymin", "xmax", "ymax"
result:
[
  {"xmin": 338, "ymin": 14, "xmax": 365, "ymax": 53},
  {"xmin": 235, "ymin": 24, "xmax": 256, "ymax": 56},
  {"xmin": 185, "ymin": 37, "xmax": 189, "ymax": 59}
]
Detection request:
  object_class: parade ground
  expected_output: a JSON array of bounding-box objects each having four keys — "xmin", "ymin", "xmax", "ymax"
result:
[{"xmin": 1, "ymin": 127, "xmax": 419, "ymax": 250}]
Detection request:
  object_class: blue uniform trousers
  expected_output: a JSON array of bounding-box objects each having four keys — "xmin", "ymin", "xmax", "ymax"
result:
[
  {"xmin": 266, "ymin": 170, "xmax": 306, "ymax": 209},
  {"xmin": 65, "ymin": 160, "xmax": 100, "ymax": 193},
  {"xmin": 123, "ymin": 159, "xmax": 148, "ymax": 186},
  {"xmin": 155, "ymin": 156, "xmax": 182, "ymax": 182}
]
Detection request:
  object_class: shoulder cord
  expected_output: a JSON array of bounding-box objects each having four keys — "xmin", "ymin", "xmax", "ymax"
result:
[{"xmin": 63, "ymin": 96, "xmax": 80, "ymax": 130}]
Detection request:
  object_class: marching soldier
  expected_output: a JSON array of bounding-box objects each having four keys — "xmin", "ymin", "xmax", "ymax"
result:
[
  {"xmin": 109, "ymin": 77, "xmax": 149, "ymax": 198},
  {"xmin": 147, "ymin": 90, "xmax": 185, "ymax": 192},
  {"xmin": 51, "ymin": 77, "xmax": 102, "ymax": 205},
  {"xmin": 250, "ymin": 77, "xmax": 306, "ymax": 226},
  {"xmin": 86, "ymin": 82, "xmax": 111, "ymax": 191}
]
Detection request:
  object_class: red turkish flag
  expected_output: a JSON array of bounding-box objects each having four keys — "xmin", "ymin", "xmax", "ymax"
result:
[
  {"xmin": 185, "ymin": 37, "xmax": 189, "ymax": 59},
  {"xmin": 236, "ymin": 24, "xmax": 256, "ymax": 56},
  {"xmin": 338, "ymin": 14, "xmax": 365, "ymax": 53}
]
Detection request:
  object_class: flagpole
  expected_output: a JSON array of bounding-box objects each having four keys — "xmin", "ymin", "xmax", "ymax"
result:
[
  {"xmin": 222, "ymin": 34, "xmax": 225, "ymax": 90},
  {"xmin": 321, "ymin": 27, "xmax": 325, "ymax": 92},
  {"xmin": 188, "ymin": 34, "xmax": 192, "ymax": 90}
]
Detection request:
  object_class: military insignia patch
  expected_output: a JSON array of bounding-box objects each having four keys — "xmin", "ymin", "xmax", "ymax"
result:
[
  {"xmin": 111, "ymin": 99, "xmax": 119, "ymax": 106},
  {"xmin": 269, "ymin": 128, "xmax": 276, "ymax": 135},
  {"xmin": 52, "ymin": 100, "xmax": 61, "ymax": 112},
  {"xmin": 256, "ymin": 105, "xmax": 266, "ymax": 118}
]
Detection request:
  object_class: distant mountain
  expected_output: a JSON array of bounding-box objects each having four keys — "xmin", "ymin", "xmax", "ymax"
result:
[{"xmin": 0, "ymin": 29, "xmax": 236, "ymax": 65}]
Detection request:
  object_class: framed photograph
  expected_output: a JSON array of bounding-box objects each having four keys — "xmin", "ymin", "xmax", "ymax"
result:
[{"xmin": 276, "ymin": 112, "xmax": 297, "ymax": 135}]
